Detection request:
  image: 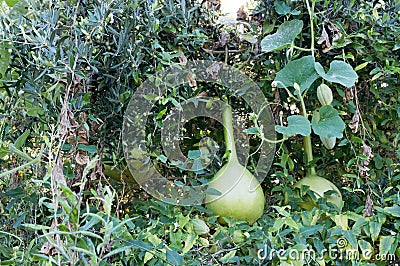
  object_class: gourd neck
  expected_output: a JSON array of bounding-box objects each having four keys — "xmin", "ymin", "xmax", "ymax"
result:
[{"xmin": 222, "ymin": 105, "xmax": 239, "ymax": 163}]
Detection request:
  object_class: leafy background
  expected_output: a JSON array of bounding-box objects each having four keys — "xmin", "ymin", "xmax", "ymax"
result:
[{"xmin": 0, "ymin": 0, "xmax": 399, "ymax": 265}]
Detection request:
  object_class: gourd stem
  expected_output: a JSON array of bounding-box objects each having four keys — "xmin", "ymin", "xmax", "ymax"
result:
[
  {"xmin": 304, "ymin": 0, "xmax": 316, "ymax": 176},
  {"xmin": 298, "ymin": 89, "xmax": 316, "ymax": 176},
  {"xmin": 303, "ymin": 136, "xmax": 316, "ymax": 176},
  {"xmin": 222, "ymin": 105, "xmax": 239, "ymax": 163}
]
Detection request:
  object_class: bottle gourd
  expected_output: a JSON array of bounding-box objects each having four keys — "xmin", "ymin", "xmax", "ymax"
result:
[{"xmin": 205, "ymin": 105, "xmax": 265, "ymax": 224}]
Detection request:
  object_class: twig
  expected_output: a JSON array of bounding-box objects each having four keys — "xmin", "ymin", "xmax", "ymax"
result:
[{"xmin": 202, "ymin": 48, "xmax": 247, "ymax": 54}]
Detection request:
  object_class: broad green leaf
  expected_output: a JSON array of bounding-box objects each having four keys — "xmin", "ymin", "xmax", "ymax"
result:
[
  {"xmin": 80, "ymin": 215, "xmax": 101, "ymax": 231},
  {"xmin": 285, "ymin": 217, "xmax": 299, "ymax": 230},
  {"xmin": 0, "ymin": 48, "xmax": 11, "ymax": 79},
  {"xmin": 383, "ymin": 205, "xmax": 400, "ymax": 217},
  {"xmin": 77, "ymin": 144, "xmax": 98, "ymax": 154},
  {"xmin": 334, "ymin": 214, "xmax": 348, "ymax": 230},
  {"xmin": 147, "ymin": 234, "xmax": 162, "ymax": 247},
  {"xmin": 379, "ymin": 236, "xmax": 395, "ymax": 256},
  {"xmin": 7, "ymin": 0, "xmax": 28, "ymax": 16},
  {"xmin": 315, "ymin": 61, "xmax": 358, "ymax": 87},
  {"xmin": 274, "ymin": 1, "xmax": 291, "ymax": 15},
  {"xmin": 27, "ymin": 107, "xmax": 45, "ymax": 117},
  {"xmin": 369, "ymin": 221, "xmax": 382, "ymax": 242},
  {"xmin": 5, "ymin": 0, "xmax": 20, "ymax": 7},
  {"xmin": 343, "ymin": 230, "xmax": 358, "ymax": 249},
  {"xmin": 58, "ymin": 197, "xmax": 72, "ymax": 214},
  {"xmin": 261, "ymin": 20, "xmax": 303, "ymax": 53},
  {"xmin": 311, "ymin": 106, "xmax": 345, "ymax": 138},
  {"xmin": 157, "ymin": 154, "xmax": 167, "ymax": 163},
  {"xmin": 125, "ymin": 239, "xmax": 154, "ymax": 251},
  {"xmin": 272, "ymin": 218, "xmax": 285, "ymax": 232},
  {"xmin": 144, "ymin": 252, "xmax": 154, "ymax": 264},
  {"xmin": 13, "ymin": 211, "xmax": 28, "ymax": 229},
  {"xmin": 352, "ymin": 217, "xmax": 367, "ymax": 230},
  {"xmin": 274, "ymin": 55, "xmax": 319, "ymax": 93},
  {"xmin": 220, "ymin": 250, "xmax": 236, "ymax": 263},
  {"xmin": 25, "ymin": 101, "xmax": 45, "ymax": 117},
  {"xmin": 239, "ymin": 33, "xmax": 258, "ymax": 44},
  {"xmin": 5, "ymin": 187, "xmax": 25, "ymax": 197},
  {"xmin": 275, "ymin": 115, "xmax": 311, "ymax": 136},
  {"xmin": 110, "ymin": 217, "xmax": 139, "ymax": 235},
  {"xmin": 182, "ymin": 234, "xmax": 196, "ymax": 254},
  {"xmin": 358, "ymin": 240, "xmax": 373, "ymax": 259},
  {"xmin": 177, "ymin": 214, "xmax": 190, "ymax": 228},
  {"xmin": 300, "ymin": 225, "xmax": 323, "ymax": 237},
  {"xmin": 166, "ymin": 249, "xmax": 183, "ymax": 265},
  {"xmin": 205, "ymin": 187, "xmax": 222, "ymax": 196},
  {"xmin": 313, "ymin": 239, "xmax": 325, "ymax": 253}
]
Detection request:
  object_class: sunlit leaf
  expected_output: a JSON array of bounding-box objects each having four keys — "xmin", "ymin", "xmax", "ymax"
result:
[
  {"xmin": 274, "ymin": 1, "xmax": 291, "ymax": 15},
  {"xmin": 300, "ymin": 225, "xmax": 323, "ymax": 237},
  {"xmin": 275, "ymin": 115, "xmax": 311, "ymax": 136},
  {"xmin": 343, "ymin": 230, "xmax": 358, "ymax": 249},
  {"xmin": 5, "ymin": 0, "xmax": 20, "ymax": 7},
  {"xmin": 379, "ymin": 236, "xmax": 395, "ymax": 256},
  {"xmin": 77, "ymin": 144, "xmax": 98, "ymax": 154},
  {"xmin": 311, "ymin": 106, "xmax": 345, "ymax": 138},
  {"xmin": 369, "ymin": 221, "xmax": 382, "ymax": 242},
  {"xmin": 166, "ymin": 248, "xmax": 183, "ymax": 265},
  {"xmin": 274, "ymin": 55, "xmax": 319, "ymax": 93},
  {"xmin": 383, "ymin": 205, "xmax": 400, "ymax": 217},
  {"xmin": 315, "ymin": 61, "xmax": 358, "ymax": 87},
  {"xmin": 261, "ymin": 20, "xmax": 303, "ymax": 53}
]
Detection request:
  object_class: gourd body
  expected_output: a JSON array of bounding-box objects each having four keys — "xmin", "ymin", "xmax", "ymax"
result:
[
  {"xmin": 295, "ymin": 175, "xmax": 342, "ymax": 209},
  {"xmin": 320, "ymin": 136, "xmax": 336, "ymax": 150},
  {"xmin": 317, "ymin": 84, "xmax": 333, "ymax": 106},
  {"xmin": 205, "ymin": 160, "xmax": 265, "ymax": 224},
  {"xmin": 205, "ymin": 105, "xmax": 265, "ymax": 224}
]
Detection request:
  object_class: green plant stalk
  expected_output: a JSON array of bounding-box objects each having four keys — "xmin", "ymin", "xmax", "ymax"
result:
[
  {"xmin": 296, "ymin": 87, "xmax": 316, "ymax": 176},
  {"xmin": 300, "ymin": 0, "xmax": 316, "ymax": 176},
  {"xmin": 222, "ymin": 105, "xmax": 239, "ymax": 163},
  {"xmin": 305, "ymin": 0, "xmax": 315, "ymax": 57}
]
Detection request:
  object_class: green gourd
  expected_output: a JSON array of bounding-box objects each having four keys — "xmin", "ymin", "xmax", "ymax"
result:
[
  {"xmin": 320, "ymin": 135, "xmax": 336, "ymax": 150},
  {"xmin": 316, "ymin": 84, "xmax": 333, "ymax": 106},
  {"xmin": 295, "ymin": 175, "xmax": 342, "ymax": 209},
  {"xmin": 205, "ymin": 105, "xmax": 265, "ymax": 224},
  {"xmin": 317, "ymin": 84, "xmax": 337, "ymax": 150}
]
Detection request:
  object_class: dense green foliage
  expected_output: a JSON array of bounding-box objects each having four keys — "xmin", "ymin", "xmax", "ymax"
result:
[{"xmin": 0, "ymin": 0, "xmax": 399, "ymax": 265}]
